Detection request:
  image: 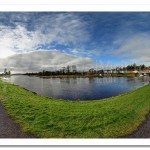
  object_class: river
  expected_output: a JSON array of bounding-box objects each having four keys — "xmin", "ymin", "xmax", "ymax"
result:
[{"xmin": 2, "ymin": 75, "xmax": 149, "ymax": 101}]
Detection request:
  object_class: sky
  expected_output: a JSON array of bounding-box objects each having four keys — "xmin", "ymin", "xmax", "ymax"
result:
[{"xmin": 0, "ymin": 12, "xmax": 150, "ymax": 73}]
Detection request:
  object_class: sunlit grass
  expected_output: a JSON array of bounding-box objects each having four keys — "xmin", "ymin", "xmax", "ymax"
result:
[{"xmin": 0, "ymin": 80, "xmax": 150, "ymax": 138}]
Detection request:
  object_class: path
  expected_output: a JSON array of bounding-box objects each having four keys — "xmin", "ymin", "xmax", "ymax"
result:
[
  {"xmin": 0, "ymin": 102, "xmax": 33, "ymax": 138},
  {"xmin": 126, "ymin": 113, "xmax": 150, "ymax": 138}
]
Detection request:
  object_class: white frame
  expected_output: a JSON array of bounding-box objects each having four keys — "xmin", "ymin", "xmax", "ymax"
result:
[{"xmin": 0, "ymin": 0, "xmax": 150, "ymax": 146}]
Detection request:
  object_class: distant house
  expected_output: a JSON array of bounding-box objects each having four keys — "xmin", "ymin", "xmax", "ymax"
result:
[
  {"xmin": 120, "ymin": 71, "xmax": 125, "ymax": 73},
  {"xmin": 103, "ymin": 70, "xmax": 107, "ymax": 74},
  {"xmin": 103, "ymin": 70, "xmax": 112, "ymax": 74},
  {"xmin": 111, "ymin": 69, "xmax": 117, "ymax": 74},
  {"xmin": 143, "ymin": 70, "xmax": 150, "ymax": 73},
  {"xmin": 132, "ymin": 70, "xmax": 139, "ymax": 73}
]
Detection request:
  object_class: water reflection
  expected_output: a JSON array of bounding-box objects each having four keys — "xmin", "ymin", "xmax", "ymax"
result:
[
  {"xmin": 4, "ymin": 75, "xmax": 149, "ymax": 101},
  {"xmin": 59, "ymin": 78, "xmax": 78, "ymax": 84}
]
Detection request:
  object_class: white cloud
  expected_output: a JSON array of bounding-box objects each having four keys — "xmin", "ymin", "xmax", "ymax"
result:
[
  {"xmin": 0, "ymin": 13, "xmax": 90, "ymax": 59},
  {"xmin": 33, "ymin": 13, "xmax": 90, "ymax": 46},
  {"xmin": 112, "ymin": 33, "xmax": 150, "ymax": 64},
  {"xmin": 0, "ymin": 48, "xmax": 15, "ymax": 58},
  {"xmin": 0, "ymin": 25, "xmax": 36, "ymax": 57},
  {"xmin": 0, "ymin": 13, "xmax": 94, "ymax": 73},
  {"xmin": 0, "ymin": 50, "xmax": 95, "ymax": 73}
]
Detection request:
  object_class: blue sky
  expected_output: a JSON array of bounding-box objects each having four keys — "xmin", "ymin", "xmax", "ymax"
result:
[{"xmin": 0, "ymin": 12, "xmax": 150, "ymax": 72}]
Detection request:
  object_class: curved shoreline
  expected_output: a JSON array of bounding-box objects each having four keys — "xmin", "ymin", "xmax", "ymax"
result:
[
  {"xmin": 2, "ymin": 75, "xmax": 149, "ymax": 102},
  {"xmin": 0, "ymin": 80, "xmax": 150, "ymax": 138}
]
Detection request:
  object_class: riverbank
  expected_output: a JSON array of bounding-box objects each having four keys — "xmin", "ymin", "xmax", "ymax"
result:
[
  {"xmin": 1, "ymin": 73, "xmax": 139, "ymax": 79},
  {"xmin": 29, "ymin": 73, "xmax": 138, "ymax": 78},
  {"xmin": 0, "ymin": 80, "xmax": 150, "ymax": 138},
  {"xmin": 38, "ymin": 74, "xmax": 101, "ymax": 78}
]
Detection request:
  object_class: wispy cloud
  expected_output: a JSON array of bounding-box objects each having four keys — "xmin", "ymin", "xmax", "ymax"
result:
[
  {"xmin": 33, "ymin": 13, "xmax": 90, "ymax": 46},
  {"xmin": 0, "ymin": 13, "xmax": 90, "ymax": 58},
  {"xmin": 112, "ymin": 33, "xmax": 150, "ymax": 64}
]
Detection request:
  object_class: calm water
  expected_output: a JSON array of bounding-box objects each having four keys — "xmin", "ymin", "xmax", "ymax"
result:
[{"xmin": 3, "ymin": 75, "xmax": 149, "ymax": 101}]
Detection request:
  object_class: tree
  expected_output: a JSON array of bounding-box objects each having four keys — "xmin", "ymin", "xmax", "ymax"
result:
[
  {"xmin": 66, "ymin": 65, "xmax": 70, "ymax": 74},
  {"xmin": 4, "ymin": 68, "xmax": 7, "ymax": 75},
  {"xmin": 8, "ymin": 71, "xmax": 11, "ymax": 75},
  {"xmin": 141, "ymin": 64, "xmax": 146, "ymax": 71},
  {"xmin": 72, "ymin": 65, "xmax": 77, "ymax": 73},
  {"xmin": 89, "ymin": 68, "xmax": 95, "ymax": 73},
  {"xmin": 133, "ymin": 63, "xmax": 137, "ymax": 70}
]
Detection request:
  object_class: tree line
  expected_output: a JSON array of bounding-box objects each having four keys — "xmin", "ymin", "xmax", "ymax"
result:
[
  {"xmin": 116, "ymin": 64, "xmax": 150, "ymax": 72},
  {"xmin": 24, "ymin": 64, "xmax": 150, "ymax": 76}
]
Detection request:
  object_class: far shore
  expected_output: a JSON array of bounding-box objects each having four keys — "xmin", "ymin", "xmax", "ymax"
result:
[
  {"xmin": 26, "ymin": 73, "xmax": 140, "ymax": 78},
  {"xmin": 1, "ymin": 72, "xmax": 149, "ymax": 79}
]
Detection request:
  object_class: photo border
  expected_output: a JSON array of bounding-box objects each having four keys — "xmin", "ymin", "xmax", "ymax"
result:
[{"xmin": 0, "ymin": 0, "xmax": 150, "ymax": 147}]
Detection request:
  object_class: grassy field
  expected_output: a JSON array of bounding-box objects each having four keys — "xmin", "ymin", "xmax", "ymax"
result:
[{"xmin": 0, "ymin": 79, "xmax": 150, "ymax": 138}]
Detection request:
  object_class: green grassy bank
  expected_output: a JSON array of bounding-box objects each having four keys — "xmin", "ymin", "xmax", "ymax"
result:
[{"xmin": 0, "ymin": 80, "xmax": 150, "ymax": 138}]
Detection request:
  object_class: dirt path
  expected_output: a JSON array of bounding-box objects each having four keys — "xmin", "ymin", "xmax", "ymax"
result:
[
  {"xmin": 0, "ymin": 102, "xmax": 33, "ymax": 138},
  {"xmin": 126, "ymin": 113, "xmax": 150, "ymax": 138}
]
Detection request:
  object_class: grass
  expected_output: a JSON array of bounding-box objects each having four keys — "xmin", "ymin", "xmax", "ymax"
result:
[{"xmin": 0, "ymin": 79, "xmax": 150, "ymax": 138}]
